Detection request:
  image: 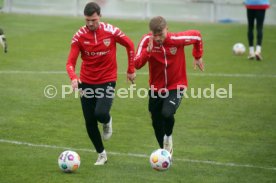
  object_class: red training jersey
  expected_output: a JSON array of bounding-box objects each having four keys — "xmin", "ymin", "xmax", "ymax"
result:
[
  {"xmin": 134, "ymin": 30, "xmax": 203, "ymax": 91},
  {"xmin": 244, "ymin": 0, "xmax": 270, "ymax": 10},
  {"xmin": 66, "ymin": 22, "xmax": 135, "ymax": 84}
]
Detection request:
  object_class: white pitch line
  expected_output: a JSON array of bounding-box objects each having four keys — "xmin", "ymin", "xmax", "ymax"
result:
[
  {"xmin": 1, "ymin": 139, "xmax": 275, "ymax": 171},
  {"xmin": 187, "ymin": 72, "xmax": 276, "ymax": 78},
  {"xmin": 0, "ymin": 71, "xmax": 67, "ymax": 74},
  {"xmin": 0, "ymin": 70, "xmax": 276, "ymax": 78}
]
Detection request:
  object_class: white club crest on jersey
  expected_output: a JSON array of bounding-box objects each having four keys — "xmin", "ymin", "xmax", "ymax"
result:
[
  {"xmin": 169, "ymin": 47, "xmax": 177, "ymax": 55},
  {"xmin": 103, "ymin": 39, "xmax": 111, "ymax": 47}
]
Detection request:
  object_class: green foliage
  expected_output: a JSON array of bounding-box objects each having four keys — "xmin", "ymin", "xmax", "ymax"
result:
[{"xmin": 0, "ymin": 13, "xmax": 276, "ymax": 183}]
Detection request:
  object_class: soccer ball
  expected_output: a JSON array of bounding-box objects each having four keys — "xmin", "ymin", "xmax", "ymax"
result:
[
  {"xmin": 58, "ymin": 150, "xmax": 81, "ymax": 173},
  {"xmin": 232, "ymin": 43, "xmax": 246, "ymax": 55},
  {"xmin": 149, "ymin": 149, "xmax": 172, "ymax": 171}
]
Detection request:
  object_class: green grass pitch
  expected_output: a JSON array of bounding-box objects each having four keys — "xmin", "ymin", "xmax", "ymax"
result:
[{"xmin": 0, "ymin": 13, "xmax": 276, "ymax": 183}]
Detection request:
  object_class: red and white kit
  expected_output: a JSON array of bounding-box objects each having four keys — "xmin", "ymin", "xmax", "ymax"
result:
[
  {"xmin": 134, "ymin": 30, "xmax": 203, "ymax": 90},
  {"xmin": 66, "ymin": 22, "xmax": 135, "ymax": 84}
]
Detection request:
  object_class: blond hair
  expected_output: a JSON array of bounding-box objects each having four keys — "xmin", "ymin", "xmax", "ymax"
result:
[{"xmin": 149, "ymin": 16, "xmax": 167, "ymax": 34}]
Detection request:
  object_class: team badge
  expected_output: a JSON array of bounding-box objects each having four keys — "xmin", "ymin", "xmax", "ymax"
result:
[
  {"xmin": 169, "ymin": 47, "xmax": 177, "ymax": 55},
  {"xmin": 103, "ymin": 39, "xmax": 111, "ymax": 47}
]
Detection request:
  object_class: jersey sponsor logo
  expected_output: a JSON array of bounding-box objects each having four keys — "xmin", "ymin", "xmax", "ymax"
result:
[
  {"xmin": 84, "ymin": 50, "xmax": 110, "ymax": 56},
  {"xmin": 169, "ymin": 47, "xmax": 177, "ymax": 55},
  {"xmin": 103, "ymin": 39, "xmax": 111, "ymax": 47},
  {"xmin": 152, "ymin": 49, "xmax": 162, "ymax": 53},
  {"xmin": 84, "ymin": 41, "xmax": 90, "ymax": 45}
]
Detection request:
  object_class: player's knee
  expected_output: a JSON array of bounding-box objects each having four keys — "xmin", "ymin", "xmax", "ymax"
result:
[
  {"xmin": 94, "ymin": 110, "xmax": 109, "ymax": 123},
  {"xmin": 161, "ymin": 107, "xmax": 174, "ymax": 119}
]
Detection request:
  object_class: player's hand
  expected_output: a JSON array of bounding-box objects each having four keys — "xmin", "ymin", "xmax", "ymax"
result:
[
  {"xmin": 127, "ymin": 72, "xmax": 136, "ymax": 84},
  {"xmin": 193, "ymin": 58, "xmax": 204, "ymax": 71},
  {"xmin": 71, "ymin": 79, "xmax": 81, "ymax": 90},
  {"xmin": 147, "ymin": 36, "xmax": 153, "ymax": 53}
]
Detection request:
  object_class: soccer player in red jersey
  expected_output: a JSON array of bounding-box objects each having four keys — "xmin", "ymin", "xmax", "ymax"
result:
[
  {"xmin": 134, "ymin": 16, "xmax": 204, "ymax": 156},
  {"xmin": 66, "ymin": 2, "xmax": 136, "ymax": 165}
]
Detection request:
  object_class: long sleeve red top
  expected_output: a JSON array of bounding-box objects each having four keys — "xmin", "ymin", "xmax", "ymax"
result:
[
  {"xmin": 134, "ymin": 30, "xmax": 203, "ymax": 90},
  {"xmin": 66, "ymin": 22, "xmax": 135, "ymax": 84}
]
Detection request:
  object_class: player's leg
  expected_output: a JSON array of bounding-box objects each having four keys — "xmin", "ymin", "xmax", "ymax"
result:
[
  {"xmin": 246, "ymin": 9, "xmax": 255, "ymax": 59},
  {"xmin": 94, "ymin": 82, "xmax": 116, "ymax": 140},
  {"xmin": 255, "ymin": 9, "xmax": 266, "ymax": 60},
  {"xmin": 149, "ymin": 91, "xmax": 165, "ymax": 148},
  {"xmin": 162, "ymin": 89, "xmax": 183, "ymax": 154},
  {"xmin": 81, "ymin": 97, "xmax": 104, "ymax": 153},
  {"xmin": 93, "ymin": 82, "xmax": 115, "ymax": 165},
  {"xmin": 162, "ymin": 90, "xmax": 182, "ymax": 135},
  {"xmin": 79, "ymin": 83, "xmax": 106, "ymax": 165}
]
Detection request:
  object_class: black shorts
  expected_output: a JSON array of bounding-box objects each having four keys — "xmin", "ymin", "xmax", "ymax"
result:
[
  {"xmin": 148, "ymin": 89, "xmax": 183, "ymax": 117},
  {"xmin": 78, "ymin": 82, "xmax": 116, "ymax": 99},
  {"xmin": 78, "ymin": 81, "xmax": 116, "ymax": 124}
]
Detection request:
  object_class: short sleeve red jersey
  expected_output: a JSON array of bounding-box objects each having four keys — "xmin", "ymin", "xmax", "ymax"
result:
[
  {"xmin": 66, "ymin": 22, "xmax": 135, "ymax": 84},
  {"xmin": 134, "ymin": 30, "xmax": 203, "ymax": 90}
]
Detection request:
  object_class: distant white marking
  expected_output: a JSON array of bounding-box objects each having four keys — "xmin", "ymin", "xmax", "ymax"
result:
[
  {"xmin": 0, "ymin": 70, "xmax": 275, "ymax": 78},
  {"xmin": 188, "ymin": 72, "xmax": 276, "ymax": 78},
  {"xmin": 1, "ymin": 139, "xmax": 275, "ymax": 171},
  {"xmin": 0, "ymin": 71, "xmax": 66, "ymax": 74}
]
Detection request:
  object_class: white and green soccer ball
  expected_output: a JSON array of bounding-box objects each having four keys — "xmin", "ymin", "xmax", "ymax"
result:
[
  {"xmin": 58, "ymin": 150, "xmax": 80, "ymax": 173},
  {"xmin": 149, "ymin": 149, "xmax": 172, "ymax": 171},
  {"xmin": 233, "ymin": 43, "xmax": 246, "ymax": 55}
]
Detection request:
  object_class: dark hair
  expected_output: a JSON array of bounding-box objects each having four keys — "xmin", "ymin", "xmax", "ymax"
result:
[
  {"xmin": 149, "ymin": 16, "xmax": 167, "ymax": 34},
  {"xmin": 0, "ymin": 28, "xmax": 4, "ymax": 35},
  {"xmin": 84, "ymin": 2, "xmax": 101, "ymax": 16}
]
